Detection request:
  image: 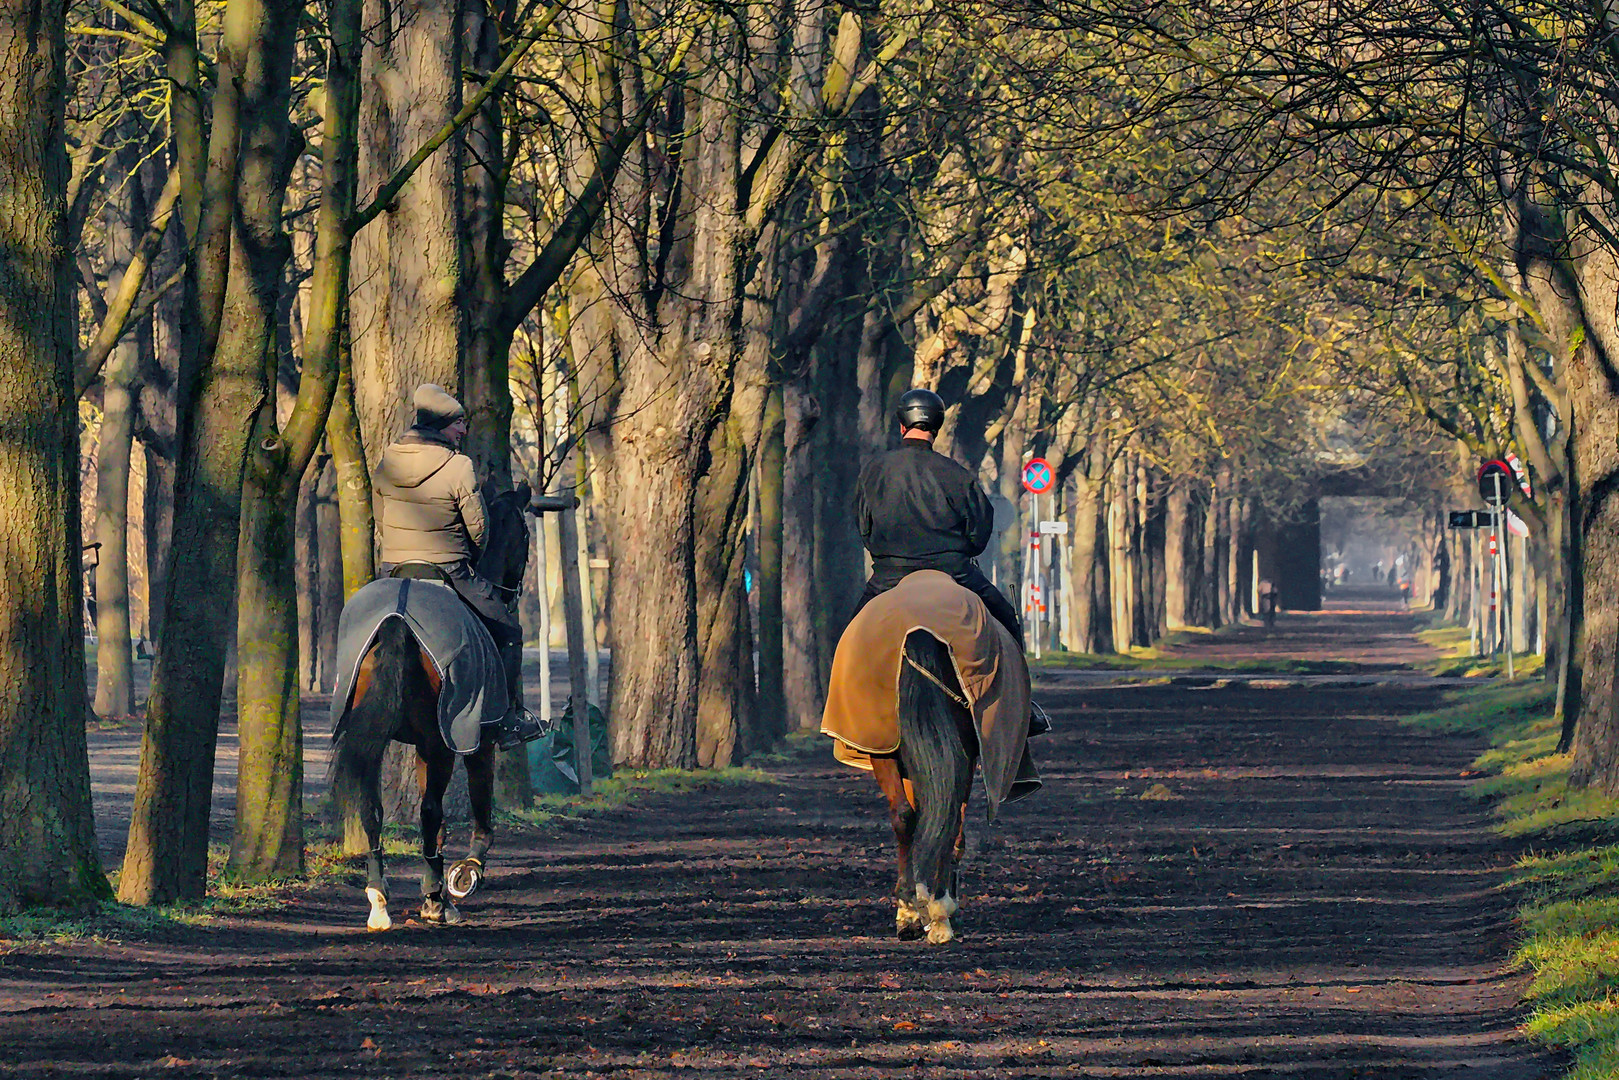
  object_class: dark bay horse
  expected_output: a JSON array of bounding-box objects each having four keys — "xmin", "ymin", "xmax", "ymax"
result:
[
  {"xmin": 871, "ymin": 630, "xmax": 979, "ymax": 944},
  {"xmin": 330, "ymin": 482, "xmax": 530, "ymax": 930}
]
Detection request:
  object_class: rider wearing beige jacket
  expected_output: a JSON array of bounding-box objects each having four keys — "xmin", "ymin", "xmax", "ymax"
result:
[
  {"xmin": 372, "ymin": 383, "xmax": 543, "ymax": 749},
  {"xmin": 372, "ymin": 386, "xmax": 487, "ymax": 566},
  {"xmin": 373, "ymin": 383, "xmax": 517, "ymax": 646}
]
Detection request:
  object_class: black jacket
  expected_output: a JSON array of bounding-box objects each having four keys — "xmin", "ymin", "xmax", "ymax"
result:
[{"xmin": 856, "ymin": 440, "xmax": 994, "ymax": 570}]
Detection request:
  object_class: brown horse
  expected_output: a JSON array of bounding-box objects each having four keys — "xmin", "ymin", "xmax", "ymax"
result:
[
  {"xmin": 870, "ymin": 630, "xmax": 978, "ymax": 943},
  {"xmin": 330, "ymin": 482, "xmax": 530, "ymax": 930}
]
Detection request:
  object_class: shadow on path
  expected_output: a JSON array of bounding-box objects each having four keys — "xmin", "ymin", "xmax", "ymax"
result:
[{"xmin": 7, "ymin": 604, "xmax": 1555, "ymax": 1077}]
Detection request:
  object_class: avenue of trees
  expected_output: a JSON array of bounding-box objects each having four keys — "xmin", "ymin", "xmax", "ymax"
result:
[{"xmin": 5, "ymin": 0, "xmax": 1619, "ymax": 912}]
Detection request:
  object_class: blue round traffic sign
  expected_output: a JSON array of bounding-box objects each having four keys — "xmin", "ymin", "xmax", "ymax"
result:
[{"xmin": 1022, "ymin": 457, "xmax": 1054, "ymax": 494}]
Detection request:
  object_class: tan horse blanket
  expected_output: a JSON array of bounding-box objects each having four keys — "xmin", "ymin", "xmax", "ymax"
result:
[{"xmin": 821, "ymin": 569, "xmax": 1040, "ymax": 819}]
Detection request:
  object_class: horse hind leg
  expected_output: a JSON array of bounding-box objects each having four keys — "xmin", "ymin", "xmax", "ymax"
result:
[
  {"xmin": 417, "ymin": 750, "xmax": 463, "ymax": 926},
  {"xmin": 449, "ymin": 745, "xmax": 496, "ymax": 901},
  {"xmin": 871, "ymin": 755, "xmax": 924, "ymax": 939},
  {"xmin": 896, "ymin": 631, "xmax": 973, "ymax": 945}
]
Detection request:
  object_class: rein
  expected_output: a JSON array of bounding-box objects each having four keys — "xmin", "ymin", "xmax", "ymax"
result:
[{"xmin": 903, "ymin": 649, "xmax": 970, "ymax": 710}]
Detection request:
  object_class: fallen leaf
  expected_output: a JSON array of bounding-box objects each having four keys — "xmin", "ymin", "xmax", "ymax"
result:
[{"xmin": 893, "ymin": 1020, "xmax": 916, "ymax": 1031}]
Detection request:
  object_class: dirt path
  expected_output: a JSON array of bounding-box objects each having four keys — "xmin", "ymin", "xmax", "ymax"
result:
[{"xmin": 4, "ymin": 603, "xmax": 1559, "ymax": 1078}]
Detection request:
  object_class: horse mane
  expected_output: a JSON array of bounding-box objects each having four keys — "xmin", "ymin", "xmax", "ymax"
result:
[{"xmin": 476, "ymin": 480, "xmax": 531, "ymax": 591}]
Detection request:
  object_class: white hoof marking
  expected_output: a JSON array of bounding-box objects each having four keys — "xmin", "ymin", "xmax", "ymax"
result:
[
  {"xmin": 926, "ymin": 918, "xmax": 955, "ymax": 944},
  {"xmin": 365, "ymin": 887, "xmax": 392, "ymax": 932},
  {"xmin": 896, "ymin": 899, "xmax": 925, "ymax": 931}
]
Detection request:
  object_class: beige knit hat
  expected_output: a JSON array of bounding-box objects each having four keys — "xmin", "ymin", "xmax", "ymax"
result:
[{"xmin": 413, "ymin": 383, "xmax": 465, "ymax": 430}]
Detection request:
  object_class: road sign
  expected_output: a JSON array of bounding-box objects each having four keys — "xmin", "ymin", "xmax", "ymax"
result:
[
  {"xmin": 1505, "ymin": 451, "xmax": 1533, "ymax": 498},
  {"xmin": 1021, "ymin": 457, "xmax": 1054, "ymax": 494},
  {"xmin": 1038, "ymin": 520, "xmax": 1069, "ymax": 535},
  {"xmin": 1449, "ymin": 510, "xmax": 1490, "ymax": 528},
  {"xmin": 1477, "ymin": 460, "xmax": 1513, "ymax": 505}
]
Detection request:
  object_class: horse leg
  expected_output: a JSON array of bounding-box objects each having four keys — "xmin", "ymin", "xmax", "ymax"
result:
[
  {"xmin": 359, "ymin": 772, "xmax": 390, "ymax": 932},
  {"xmin": 417, "ymin": 750, "xmax": 462, "ymax": 925},
  {"xmin": 872, "ymin": 755, "xmax": 924, "ymax": 939},
  {"xmin": 948, "ymin": 800, "xmax": 968, "ymax": 907},
  {"xmin": 335, "ymin": 647, "xmax": 393, "ymax": 931},
  {"xmin": 449, "ymin": 745, "xmax": 496, "ymax": 900}
]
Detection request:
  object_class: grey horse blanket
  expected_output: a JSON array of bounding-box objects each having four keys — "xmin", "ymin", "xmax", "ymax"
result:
[{"xmin": 328, "ymin": 577, "xmax": 508, "ymax": 755}]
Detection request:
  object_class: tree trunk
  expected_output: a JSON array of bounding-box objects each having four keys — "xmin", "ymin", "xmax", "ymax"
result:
[
  {"xmin": 315, "ymin": 454, "xmax": 342, "ymax": 689},
  {"xmin": 294, "ymin": 458, "xmax": 321, "ymax": 692},
  {"xmin": 0, "ymin": 0, "xmax": 107, "ymax": 911},
  {"xmin": 781, "ymin": 381, "xmax": 824, "ymax": 730},
  {"xmin": 1067, "ymin": 472, "xmax": 1106, "ymax": 653},
  {"xmin": 223, "ymin": 0, "xmax": 309, "ymax": 880},
  {"xmin": 1108, "ymin": 453, "xmax": 1133, "ymax": 652},
  {"xmin": 1203, "ymin": 473, "xmax": 1222, "ymax": 628},
  {"xmin": 351, "ymin": 0, "xmax": 462, "ymax": 463},
  {"xmin": 600, "ymin": 345, "xmax": 709, "ymax": 770},
  {"xmin": 92, "ymin": 146, "xmax": 148, "ymax": 720},
  {"xmin": 1163, "ymin": 480, "xmax": 1191, "ymax": 632},
  {"xmin": 327, "ymin": 349, "xmax": 372, "ymax": 597},
  {"xmin": 1566, "ymin": 248, "xmax": 1619, "ymax": 791},
  {"xmin": 756, "ymin": 385, "xmax": 786, "ymax": 742}
]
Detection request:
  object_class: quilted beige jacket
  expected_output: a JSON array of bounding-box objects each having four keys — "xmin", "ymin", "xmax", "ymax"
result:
[{"xmin": 372, "ymin": 429, "xmax": 487, "ymax": 565}]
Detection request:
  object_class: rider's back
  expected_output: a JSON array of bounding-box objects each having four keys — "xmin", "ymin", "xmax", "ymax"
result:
[
  {"xmin": 373, "ymin": 429, "xmax": 486, "ymax": 565},
  {"xmin": 857, "ymin": 442, "xmax": 993, "ymax": 568}
]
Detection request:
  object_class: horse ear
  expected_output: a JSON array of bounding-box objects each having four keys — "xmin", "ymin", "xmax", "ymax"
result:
[
  {"xmin": 479, "ymin": 478, "xmax": 499, "ymax": 506},
  {"xmin": 515, "ymin": 480, "xmax": 531, "ymax": 509}
]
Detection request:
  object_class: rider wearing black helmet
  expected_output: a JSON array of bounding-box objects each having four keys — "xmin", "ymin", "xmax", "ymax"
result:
[{"xmin": 852, "ymin": 388, "xmax": 1025, "ymax": 649}]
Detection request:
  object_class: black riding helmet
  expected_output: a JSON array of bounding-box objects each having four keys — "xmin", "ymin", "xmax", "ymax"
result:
[{"xmin": 895, "ymin": 388, "xmax": 946, "ymax": 433}]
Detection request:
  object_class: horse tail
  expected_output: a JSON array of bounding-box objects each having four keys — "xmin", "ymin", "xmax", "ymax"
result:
[
  {"xmin": 897, "ymin": 629, "xmax": 974, "ymax": 901},
  {"xmin": 330, "ymin": 617, "xmax": 413, "ymax": 823}
]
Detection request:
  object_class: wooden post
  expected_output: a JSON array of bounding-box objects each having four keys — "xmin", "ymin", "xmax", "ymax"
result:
[{"xmin": 557, "ymin": 490, "xmax": 593, "ymax": 795}]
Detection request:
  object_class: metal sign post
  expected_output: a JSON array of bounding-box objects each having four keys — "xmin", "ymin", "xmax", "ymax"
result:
[
  {"xmin": 1029, "ymin": 492, "xmax": 1042, "ymax": 660},
  {"xmin": 530, "ymin": 491, "xmax": 591, "ymax": 795},
  {"xmin": 1477, "ymin": 460, "xmax": 1515, "ymax": 676},
  {"xmin": 1021, "ymin": 458, "xmax": 1055, "ymax": 657}
]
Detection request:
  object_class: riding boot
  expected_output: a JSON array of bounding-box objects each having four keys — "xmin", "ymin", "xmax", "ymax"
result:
[{"xmin": 488, "ymin": 642, "xmax": 549, "ymax": 751}]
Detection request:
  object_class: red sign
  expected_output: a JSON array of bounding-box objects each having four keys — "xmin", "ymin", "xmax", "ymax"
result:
[{"xmin": 1022, "ymin": 457, "xmax": 1054, "ymax": 494}]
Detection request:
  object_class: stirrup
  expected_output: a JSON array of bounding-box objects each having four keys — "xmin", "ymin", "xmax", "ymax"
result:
[
  {"xmin": 496, "ymin": 707, "xmax": 551, "ymax": 751},
  {"xmin": 1028, "ymin": 699, "xmax": 1053, "ymax": 737}
]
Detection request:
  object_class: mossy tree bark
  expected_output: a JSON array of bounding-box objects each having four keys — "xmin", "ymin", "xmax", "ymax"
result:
[
  {"xmin": 230, "ymin": 0, "xmax": 360, "ymax": 879},
  {"xmin": 120, "ymin": 0, "xmax": 271, "ymax": 905},
  {"xmin": 0, "ymin": 0, "xmax": 108, "ymax": 912}
]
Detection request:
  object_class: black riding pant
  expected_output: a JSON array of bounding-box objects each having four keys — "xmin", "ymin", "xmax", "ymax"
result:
[{"xmin": 853, "ymin": 560, "xmax": 1025, "ymax": 650}]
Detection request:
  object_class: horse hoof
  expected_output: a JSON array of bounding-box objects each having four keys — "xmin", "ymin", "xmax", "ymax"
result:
[
  {"xmin": 421, "ymin": 896, "xmax": 463, "ymax": 926},
  {"xmin": 896, "ymin": 899, "xmax": 925, "ymax": 939},
  {"xmin": 366, "ymin": 887, "xmax": 392, "ymax": 932},
  {"xmin": 447, "ymin": 859, "xmax": 483, "ymax": 901},
  {"xmin": 926, "ymin": 919, "xmax": 956, "ymax": 945}
]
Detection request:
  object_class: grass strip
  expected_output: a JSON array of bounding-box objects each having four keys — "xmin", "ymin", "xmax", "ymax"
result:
[{"xmin": 1404, "ymin": 681, "xmax": 1619, "ymax": 1079}]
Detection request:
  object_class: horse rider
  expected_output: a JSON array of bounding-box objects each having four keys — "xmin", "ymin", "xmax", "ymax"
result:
[
  {"xmin": 853, "ymin": 387, "xmax": 1048, "ymax": 731},
  {"xmin": 373, "ymin": 383, "xmax": 546, "ymax": 750}
]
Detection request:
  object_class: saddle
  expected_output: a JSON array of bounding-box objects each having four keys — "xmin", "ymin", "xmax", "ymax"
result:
[{"xmin": 390, "ymin": 561, "xmax": 457, "ymax": 587}]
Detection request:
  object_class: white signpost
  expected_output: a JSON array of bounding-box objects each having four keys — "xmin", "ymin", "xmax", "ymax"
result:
[{"xmin": 1478, "ymin": 460, "xmax": 1514, "ymax": 679}]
